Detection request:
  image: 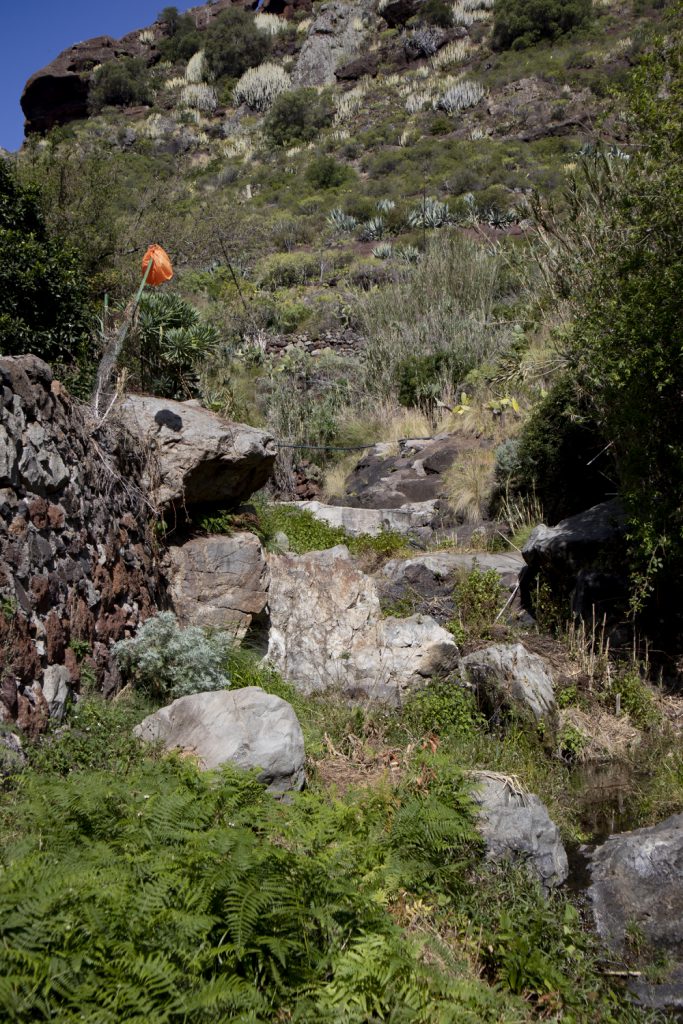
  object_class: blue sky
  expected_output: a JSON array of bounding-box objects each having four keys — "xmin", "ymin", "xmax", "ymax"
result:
[{"xmin": 1, "ymin": 1, "xmax": 193, "ymax": 151}]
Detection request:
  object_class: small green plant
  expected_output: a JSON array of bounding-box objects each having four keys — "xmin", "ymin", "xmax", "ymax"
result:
[
  {"xmin": 112, "ymin": 612, "xmax": 231, "ymax": 700},
  {"xmin": 0, "ymin": 596, "xmax": 17, "ymax": 621},
  {"xmin": 68, "ymin": 638, "xmax": 91, "ymax": 661},
  {"xmin": 448, "ymin": 565, "xmax": 505, "ymax": 643},
  {"xmin": 403, "ymin": 680, "xmax": 484, "ymax": 739},
  {"xmin": 601, "ymin": 668, "xmax": 660, "ymax": 729},
  {"xmin": 558, "ymin": 723, "xmax": 587, "ymax": 763}
]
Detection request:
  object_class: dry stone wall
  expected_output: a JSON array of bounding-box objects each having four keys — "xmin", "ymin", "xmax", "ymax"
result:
[{"xmin": 0, "ymin": 356, "xmax": 161, "ymax": 732}]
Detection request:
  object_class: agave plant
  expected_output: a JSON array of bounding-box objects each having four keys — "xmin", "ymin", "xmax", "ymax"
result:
[
  {"xmin": 327, "ymin": 208, "xmax": 358, "ymax": 233},
  {"xmin": 407, "ymin": 197, "xmax": 451, "ymax": 229},
  {"xmin": 376, "ymin": 198, "xmax": 396, "ymax": 214},
  {"xmin": 359, "ymin": 216, "xmax": 386, "ymax": 241},
  {"xmin": 371, "ymin": 242, "xmax": 393, "ymax": 260},
  {"xmin": 396, "ymin": 244, "xmax": 422, "ymax": 264}
]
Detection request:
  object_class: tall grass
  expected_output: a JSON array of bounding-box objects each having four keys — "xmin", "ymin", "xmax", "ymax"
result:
[{"xmin": 359, "ymin": 231, "xmax": 516, "ymax": 399}]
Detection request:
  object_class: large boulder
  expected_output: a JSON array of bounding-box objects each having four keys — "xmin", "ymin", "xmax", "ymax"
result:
[
  {"xmin": 166, "ymin": 533, "xmax": 269, "ymax": 639},
  {"xmin": 471, "ymin": 771, "xmax": 568, "ymax": 888},
  {"xmin": 521, "ymin": 500, "xmax": 628, "ymax": 620},
  {"xmin": 120, "ymin": 395, "xmax": 275, "ymax": 512},
  {"xmin": 134, "ymin": 686, "xmax": 305, "ymax": 794},
  {"xmin": 588, "ymin": 814, "xmax": 683, "ymax": 1010},
  {"xmin": 459, "ymin": 643, "xmax": 557, "ymax": 726},
  {"xmin": 267, "ymin": 546, "xmax": 459, "ymax": 703}
]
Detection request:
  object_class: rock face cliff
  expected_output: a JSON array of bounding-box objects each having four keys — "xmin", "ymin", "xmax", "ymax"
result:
[{"xmin": 0, "ymin": 356, "xmax": 160, "ymax": 732}]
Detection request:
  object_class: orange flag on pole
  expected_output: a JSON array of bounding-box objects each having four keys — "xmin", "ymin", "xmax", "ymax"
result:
[{"xmin": 142, "ymin": 244, "xmax": 173, "ymax": 286}]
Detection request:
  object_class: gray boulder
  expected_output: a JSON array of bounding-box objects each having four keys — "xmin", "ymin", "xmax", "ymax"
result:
[
  {"xmin": 166, "ymin": 533, "xmax": 269, "ymax": 640},
  {"xmin": 120, "ymin": 395, "xmax": 275, "ymax": 511},
  {"xmin": 588, "ymin": 814, "xmax": 683, "ymax": 1009},
  {"xmin": 41, "ymin": 665, "xmax": 72, "ymax": 721},
  {"xmin": 0, "ymin": 730, "xmax": 26, "ymax": 777},
  {"xmin": 459, "ymin": 643, "xmax": 556, "ymax": 726},
  {"xmin": 267, "ymin": 546, "xmax": 458, "ymax": 704},
  {"xmin": 471, "ymin": 771, "xmax": 568, "ymax": 888},
  {"xmin": 134, "ymin": 687, "xmax": 305, "ymax": 794}
]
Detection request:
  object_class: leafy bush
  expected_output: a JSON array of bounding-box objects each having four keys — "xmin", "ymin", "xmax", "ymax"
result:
[
  {"xmin": 255, "ymin": 251, "xmax": 320, "ymax": 288},
  {"xmin": 403, "ymin": 680, "xmax": 484, "ymax": 738},
  {"xmin": 112, "ymin": 612, "xmax": 231, "ymax": 700},
  {"xmin": 532, "ymin": 27, "xmax": 683, "ymax": 622},
  {"xmin": 306, "ymin": 155, "xmax": 354, "ymax": 190},
  {"xmin": 448, "ymin": 565, "xmax": 505, "ymax": 643},
  {"xmin": 0, "ymin": 160, "xmax": 92, "ymax": 367},
  {"xmin": 513, "ymin": 375, "xmax": 613, "ymax": 523},
  {"xmin": 492, "ymin": 0, "xmax": 592, "ymax": 49},
  {"xmin": 233, "ymin": 62, "xmax": 290, "ymax": 112},
  {"xmin": 421, "ymin": 0, "xmax": 456, "ymax": 27},
  {"xmin": 158, "ymin": 6, "xmax": 202, "ymax": 62},
  {"xmin": 204, "ymin": 7, "xmax": 271, "ymax": 79},
  {"xmin": 396, "ymin": 351, "xmax": 459, "ymax": 408},
  {"xmin": 264, "ymin": 88, "xmax": 335, "ymax": 148},
  {"xmin": 123, "ymin": 290, "xmax": 219, "ymax": 399},
  {"xmin": 88, "ymin": 58, "xmax": 153, "ymax": 113}
]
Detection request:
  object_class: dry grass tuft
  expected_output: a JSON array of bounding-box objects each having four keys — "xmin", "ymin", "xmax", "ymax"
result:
[{"xmin": 444, "ymin": 448, "xmax": 496, "ymax": 523}]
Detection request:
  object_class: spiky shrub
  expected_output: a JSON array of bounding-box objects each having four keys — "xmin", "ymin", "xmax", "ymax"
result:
[
  {"xmin": 123, "ymin": 290, "xmax": 219, "ymax": 399},
  {"xmin": 255, "ymin": 12, "xmax": 290, "ymax": 35},
  {"xmin": 327, "ymin": 207, "xmax": 358, "ymax": 233},
  {"xmin": 372, "ymin": 242, "xmax": 393, "ymax": 260},
  {"xmin": 360, "ymin": 230, "xmax": 515, "ymax": 398},
  {"xmin": 112, "ymin": 612, "xmax": 231, "ymax": 700},
  {"xmin": 437, "ymin": 79, "xmax": 484, "ymax": 113},
  {"xmin": 185, "ymin": 49, "xmax": 208, "ymax": 84},
  {"xmin": 407, "ymin": 196, "xmax": 452, "ymax": 228},
  {"xmin": 358, "ymin": 216, "xmax": 386, "ymax": 241},
  {"xmin": 397, "ymin": 244, "xmax": 422, "ymax": 264},
  {"xmin": 180, "ymin": 82, "xmax": 217, "ymax": 112},
  {"xmin": 233, "ymin": 62, "xmax": 290, "ymax": 111},
  {"xmin": 376, "ymin": 198, "xmax": 396, "ymax": 213}
]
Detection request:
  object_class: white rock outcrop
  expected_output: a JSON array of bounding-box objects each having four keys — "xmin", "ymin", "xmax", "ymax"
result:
[{"xmin": 267, "ymin": 546, "xmax": 458, "ymax": 704}]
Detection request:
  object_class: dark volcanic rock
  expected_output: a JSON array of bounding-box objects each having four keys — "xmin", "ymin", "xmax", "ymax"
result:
[
  {"xmin": 521, "ymin": 500, "xmax": 628, "ymax": 621},
  {"xmin": 0, "ymin": 356, "xmax": 160, "ymax": 732},
  {"xmin": 335, "ymin": 435, "xmax": 482, "ymax": 510},
  {"xmin": 21, "ymin": 35, "xmax": 150, "ymax": 135}
]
